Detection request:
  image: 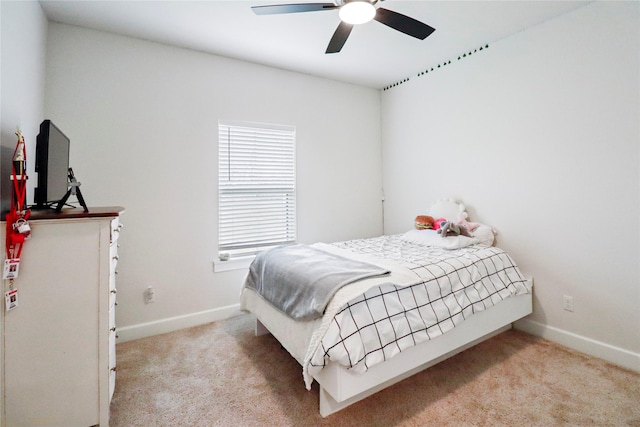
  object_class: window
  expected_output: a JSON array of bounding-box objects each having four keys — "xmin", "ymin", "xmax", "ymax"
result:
[{"xmin": 218, "ymin": 120, "xmax": 296, "ymax": 259}]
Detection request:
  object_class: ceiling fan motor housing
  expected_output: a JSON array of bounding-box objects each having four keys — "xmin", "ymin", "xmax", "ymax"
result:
[{"xmin": 339, "ymin": 0, "xmax": 378, "ymax": 25}]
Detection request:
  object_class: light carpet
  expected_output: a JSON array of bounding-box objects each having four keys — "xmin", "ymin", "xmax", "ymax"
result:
[{"xmin": 110, "ymin": 314, "xmax": 640, "ymax": 426}]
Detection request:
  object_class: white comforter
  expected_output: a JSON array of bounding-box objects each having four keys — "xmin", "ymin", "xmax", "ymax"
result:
[{"xmin": 302, "ymin": 235, "xmax": 531, "ymax": 389}]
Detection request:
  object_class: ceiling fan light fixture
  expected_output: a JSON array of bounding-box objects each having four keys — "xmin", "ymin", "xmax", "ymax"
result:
[{"xmin": 339, "ymin": 1, "xmax": 376, "ymax": 25}]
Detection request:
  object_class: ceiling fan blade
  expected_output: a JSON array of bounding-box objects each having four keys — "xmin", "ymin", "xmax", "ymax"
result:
[
  {"xmin": 252, "ymin": 3, "xmax": 338, "ymax": 15},
  {"xmin": 374, "ymin": 7, "xmax": 435, "ymax": 40},
  {"xmin": 326, "ymin": 22, "xmax": 353, "ymax": 54}
]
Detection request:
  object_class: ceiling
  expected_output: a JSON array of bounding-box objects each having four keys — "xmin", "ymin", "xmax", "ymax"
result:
[{"xmin": 38, "ymin": 0, "xmax": 591, "ymax": 89}]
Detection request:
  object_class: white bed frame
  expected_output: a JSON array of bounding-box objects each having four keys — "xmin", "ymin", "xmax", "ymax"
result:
[{"xmin": 253, "ymin": 288, "xmax": 532, "ymax": 417}]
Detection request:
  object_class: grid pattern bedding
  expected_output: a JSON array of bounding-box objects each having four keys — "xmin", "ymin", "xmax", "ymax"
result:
[{"xmin": 303, "ymin": 235, "xmax": 531, "ymax": 385}]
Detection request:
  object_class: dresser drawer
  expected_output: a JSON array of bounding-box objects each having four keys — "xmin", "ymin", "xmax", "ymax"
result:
[
  {"xmin": 109, "ymin": 305, "xmax": 117, "ymax": 402},
  {"xmin": 110, "ymin": 243, "xmax": 119, "ymax": 277},
  {"xmin": 109, "ymin": 284, "xmax": 117, "ymax": 310},
  {"xmin": 110, "ymin": 218, "xmax": 122, "ymax": 244}
]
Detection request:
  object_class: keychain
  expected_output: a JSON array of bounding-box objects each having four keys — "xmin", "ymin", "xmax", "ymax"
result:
[{"xmin": 13, "ymin": 218, "xmax": 31, "ymax": 239}]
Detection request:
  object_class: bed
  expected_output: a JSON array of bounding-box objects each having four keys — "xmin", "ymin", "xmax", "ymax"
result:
[{"xmin": 240, "ymin": 199, "xmax": 533, "ymax": 416}]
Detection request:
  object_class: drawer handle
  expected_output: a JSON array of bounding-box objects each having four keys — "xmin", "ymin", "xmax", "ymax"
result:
[
  {"xmin": 112, "ymin": 255, "xmax": 119, "ymax": 261},
  {"xmin": 110, "ymin": 327, "xmax": 116, "ymax": 332},
  {"xmin": 111, "ymin": 289, "xmax": 117, "ymax": 294},
  {"xmin": 111, "ymin": 366, "xmax": 117, "ymax": 372}
]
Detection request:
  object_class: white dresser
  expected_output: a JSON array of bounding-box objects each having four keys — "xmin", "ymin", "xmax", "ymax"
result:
[{"xmin": 1, "ymin": 207, "xmax": 124, "ymax": 427}]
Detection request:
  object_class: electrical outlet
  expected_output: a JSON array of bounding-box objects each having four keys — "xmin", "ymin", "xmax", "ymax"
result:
[
  {"xmin": 563, "ymin": 295, "xmax": 574, "ymax": 312},
  {"xmin": 145, "ymin": 286, "xmax": 155, "ymax": 304}
]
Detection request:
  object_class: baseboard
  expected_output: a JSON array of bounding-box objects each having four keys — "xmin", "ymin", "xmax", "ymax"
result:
[
  {"xmin": 116, "ymin": 306, "xmax": 640, "ymax": 375},
  {"xmin": 514, "ymin": 318, "xmax": 640, "ymax": 373},
  {"xmin": 116, "ymin": 303, "xmax": 243, "ymax": 343}
]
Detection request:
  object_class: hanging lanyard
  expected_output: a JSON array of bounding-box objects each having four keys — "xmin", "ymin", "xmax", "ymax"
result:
[{"xmin": 4, "ymin": 130, "xmax": 30, "ymax": 275}]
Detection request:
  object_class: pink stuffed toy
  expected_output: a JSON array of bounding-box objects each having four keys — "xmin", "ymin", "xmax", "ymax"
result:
[
  {"xmin": 457, "ymin": 218, "xmax": 480, "ymax": 232},
  {"xmin": 433, "ymin": 218, "xmax": 448, "ymax": 231}
]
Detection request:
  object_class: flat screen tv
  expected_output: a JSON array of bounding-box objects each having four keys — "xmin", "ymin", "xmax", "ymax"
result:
[{"xmin": 34, "ymin": 120, "xmax": 70, "ymax": 209}]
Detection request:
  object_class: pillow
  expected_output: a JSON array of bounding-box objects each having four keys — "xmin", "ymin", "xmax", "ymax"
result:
[
  {"xmin": 472, "ymin": 224, "xmax": 495, "ymax": 246},
  {"xmin": 401, "ymin": 229, "xmax": 479, "ymax": 249},
  {"xmin": 428, "ymin": 199, "xmax": 467, "ymax": 223}
]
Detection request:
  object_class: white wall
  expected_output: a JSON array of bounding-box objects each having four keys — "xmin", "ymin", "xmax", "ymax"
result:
[
  {"xmin": 381, "ymin": 1, "xmax": 639, "ymax": 371},
  {"xmin": 44, "ymin": 23, "xmax": 382, "ymax": 337},
  {"xmin": 0, "ymin": 1, "xmax": 47, "ymax": 212},
  {"xmin": 0, "ymin": 2, "xmax": 48, "ymax": 424}
]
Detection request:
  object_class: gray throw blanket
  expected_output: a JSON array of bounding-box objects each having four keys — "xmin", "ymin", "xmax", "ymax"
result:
[{"xmin": 244, "ymin": 244, "xmax": 390, "ymax": 321}]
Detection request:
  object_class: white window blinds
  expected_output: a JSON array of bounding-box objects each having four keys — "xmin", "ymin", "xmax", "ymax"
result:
[{"xmin": 218, "ymin": 121, "xmax": 296, "ymax": 257}]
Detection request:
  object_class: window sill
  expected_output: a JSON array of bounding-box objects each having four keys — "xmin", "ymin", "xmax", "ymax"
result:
[{"xmin": 213, "ymin": 255, "xmax": 254, "ymax": 273}]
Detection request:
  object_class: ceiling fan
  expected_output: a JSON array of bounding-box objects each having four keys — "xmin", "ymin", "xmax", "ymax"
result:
[{"xmin": 251, "ymin": 0, "xmax": 435, "ymax": 54}]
